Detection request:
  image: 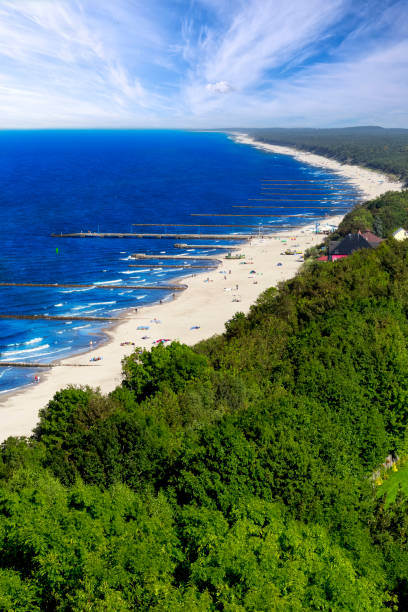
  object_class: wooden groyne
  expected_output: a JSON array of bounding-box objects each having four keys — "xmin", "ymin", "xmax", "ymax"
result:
[
  {"xmin": 0, "ymin": 314, "xmax": 120, "ymax": 321},
  {"xmin": 129, "ymin": 264, "xmax": 217, "ymax": 269},
  {"xmin": 261, "ymin": 179, "xmax": 345, "ymax": 182},
  {"xmin": 52, "ymin": 232, "xmax": 251, "ymax": 240},
  {"xmin": 0, "ymin": 362, "xmax": 100, "ymax": 368},
  {"xmin": 232, "ymin": 204, "xmax": 350, "ymax": 210},
  {"xmin": 191, "ymin": 213, "xmax": 324, "ymax": 218},
  {"xmin": 260, "ymin": 190, "xmax": 357, "ymax": 194},
  {"xmin": 0, "ymin": 282, "xmax": 185, "ymax": 291},
  {"xmin": 132, "ymin": 254, "xmax": 220, "ymax": 261},
  {"xmin": 233, "ymin": 205, "xmax": 350, "ymax": 209},
  {"xmin": 174, "ymin": 243, "xmax": 239, "ymax": 250},
  {"xmin": 248, "ymin": 198, "xmax": 355, "ymax": 202},
  {"xmin": 132, "ymin": 223, "xmax": 267, "ymax": 229}
]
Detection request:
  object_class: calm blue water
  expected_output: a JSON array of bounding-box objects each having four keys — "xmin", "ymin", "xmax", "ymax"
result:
[{"xmin": 0, "ymin": 130, "xmax": 359, "ymax": 394}]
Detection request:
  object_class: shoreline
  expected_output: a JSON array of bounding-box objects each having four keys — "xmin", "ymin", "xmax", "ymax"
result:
[
  {"xmin": 0, "ymin": 137, "xmax": 403, "ymax": 441},
  {"xmin": 231, "ymin": 133, "xmax": 404, "ymax": 199}
]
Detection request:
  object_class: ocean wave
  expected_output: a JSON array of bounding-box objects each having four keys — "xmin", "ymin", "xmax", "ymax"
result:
[
  {"xmin": 61, "ymin": 287, "xmax": 94, "ymax": 293},
  {"xmin": 0, "ymin": 386, "xmax": 23, "ymax": 394},
  {"xmin": 2, "ymin": 347, "xmax": 70, "ymax": 362},
  {"xmin": 136, "ymin": 295, "xmax": 147, "ymax": 300},
  {"xmin": 6, "ymin": 337, "xmax": 43, "ymax": 347},
  {"xmin": 93, "ymin": 279, "xmax": 122, "ymax": 285},
  {"xmin": 54, "ymin": 303, "xmax": 64, "ymax": 307},
  {"xmin": 1, "ymin": 343, "xmax": 50, "ymax": 357},
  {"xmin": 88, "ymin": 301, "xmax": 116, "ymax": 306},
  {"xmin": 120, "ymin": 271, "xmax": 140, "ymax": 275},
  {"xmin": 72, "ymin": 324, "xmax": 91, "ymax": 330},
  {"xmin": 66, "ymin": 307, "xmax": 103, "ymax": 315}
]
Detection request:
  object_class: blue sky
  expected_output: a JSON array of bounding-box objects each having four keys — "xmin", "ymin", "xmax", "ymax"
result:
[{"xmin": 0, "ymin": 0, "xmax": 407, "ymax": 128}]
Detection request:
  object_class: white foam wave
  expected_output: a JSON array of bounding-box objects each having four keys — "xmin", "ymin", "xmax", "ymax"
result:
[
  {"xmin": 0, "ymin": 386, "xmax": 22, "ymax": 394},
  {"xmin": 93, "ymin": 279, "xmax": 122, "ymax": 285},
  {"xmin": 7, "ymin": 347, "xmax": 68, "ymax": 361},
  {"xmin": 7, "ymin": 337, "xmax": 43, "ymax": 347},
  {"xmin": 61, "ymin": 287, "xmax": 94, "ymax": 293},
  {"xmin": 120, "ymin": 270, "xmax": 140, "ymax": 275},
  {"xmin": 136, "ymin": 295, "xmax": 147, "ymax": 300},
  {"xmin": 54, "ymin": 303, "xmax": 64, "ymax": 307},
  {"xmin": 1, "ymin": 344, "xmax": 50, "ymax": 357}
]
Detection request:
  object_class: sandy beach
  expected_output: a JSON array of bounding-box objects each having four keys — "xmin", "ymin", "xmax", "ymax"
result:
[
  {"xmin": 232, "ymin": 133, "xmax": 404, "ymax": 200},
  {"xmin": 0, "ymin": 137, "xmax": 403, "ymax": 441}
]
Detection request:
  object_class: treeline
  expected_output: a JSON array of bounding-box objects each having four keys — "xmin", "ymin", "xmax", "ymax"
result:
[
  {"xmin": 323, "ymin": 189, "xmax": 408, "ymax": 244},
  {"xmin": 4, "ymin": 240, "xmax": 408, "ymax": 607},
  {"xmin": 240, "ymin": 126, "xmax": 408, "ymax": 184}
]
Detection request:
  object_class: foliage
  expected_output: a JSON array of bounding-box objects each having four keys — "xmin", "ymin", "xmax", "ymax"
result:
[
  {"xmin": 122, "ymin": 341, "xmax": 211, "ymax": 401},
  {"xmin": 5, "ymin": 237, "xmax": 408, "ymax": 606},
  {"xmin": 331, "ymin": 190, "xmax": 408, "ymax": 240},
  {"xmin": 242, "ymin": 126, "xmax": 408, "ymax": 183}
]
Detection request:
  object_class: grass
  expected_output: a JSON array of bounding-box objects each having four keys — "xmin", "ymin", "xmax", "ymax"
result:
[{"xmin": 376, "ymin": 461, "xmax": 408, "ymax": 505}]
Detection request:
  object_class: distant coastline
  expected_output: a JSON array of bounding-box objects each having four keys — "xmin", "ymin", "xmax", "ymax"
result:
[{"xmin": 230, "ymin": 132, "xmax": 404, "ymax": 201}]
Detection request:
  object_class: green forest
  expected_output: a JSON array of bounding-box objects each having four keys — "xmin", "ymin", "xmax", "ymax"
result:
[
  {"xmin": 4, "ymin": 196, "xmax": 408, "ymax": 608},
  {"xmin": 333, "ymin": 189, "xmax": 408, "ymax": 239},
  {"xmin": 240, "ymin": 127, "xmax": 408, "ymax": 185}
]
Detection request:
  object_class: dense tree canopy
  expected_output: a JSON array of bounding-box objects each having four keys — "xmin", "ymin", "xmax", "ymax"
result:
[
  {"xmin": 3, "ymin": 198, "xmax": 408, "ymax": 607},
  {"xmin": 243, "ymin": 126, "xmax": 408, "ymax": 184}
]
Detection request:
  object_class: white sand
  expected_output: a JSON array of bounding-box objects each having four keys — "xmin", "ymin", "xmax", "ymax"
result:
[
  {"xmin": 233, "ymin": 133, "xmax": 404, "ymax": 199},
  {"xmin": 0, "ymin": 136, "xmax": 403, "ymax": 441}
]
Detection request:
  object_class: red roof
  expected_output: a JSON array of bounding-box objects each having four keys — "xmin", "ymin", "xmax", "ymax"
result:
[
  {"xmin": 361, "ymin": 231, "xmax": 383, "ymax": 245},
  {"xmin": 317, "ymin": 256, "xmax": 328, "ymax": 261}
]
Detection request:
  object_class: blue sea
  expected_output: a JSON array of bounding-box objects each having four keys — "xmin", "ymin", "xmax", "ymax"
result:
[{"xmin": 0, "ymin": 130, "xmax": 360, "ymax": 394}]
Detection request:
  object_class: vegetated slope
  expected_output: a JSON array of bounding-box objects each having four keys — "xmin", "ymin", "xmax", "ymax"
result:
[
  {"xmin": 329, "ymin": 189, "xmax": 408, "ymax": 240},
  {"xmin": 4, "ymin": 240, "xmax": 408, "ymax": 607},
  {"xmin": 239, "ymin": 126, "xmax": 408, "ymax": 184}
]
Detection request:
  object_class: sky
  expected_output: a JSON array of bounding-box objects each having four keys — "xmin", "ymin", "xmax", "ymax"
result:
[{"xmin": 0, "ymin": 0, "xmax": 407, "ymax": 128}]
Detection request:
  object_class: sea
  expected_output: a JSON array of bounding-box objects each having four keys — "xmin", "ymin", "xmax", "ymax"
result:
[{"xmin": 0, "ymin": 130, "xmax": 360, "ymax": 395}]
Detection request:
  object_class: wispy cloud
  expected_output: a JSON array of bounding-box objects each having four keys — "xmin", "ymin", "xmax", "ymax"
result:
[{"xmin": 0, "ymin": 0, "xmax": 406, "ymax": 127}]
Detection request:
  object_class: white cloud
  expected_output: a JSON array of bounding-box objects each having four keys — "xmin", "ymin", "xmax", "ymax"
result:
[
  {"xmin": 205, "ymin": 81, "xmax": 233, "ymax": 94},
  {"xmin": 0, "ymin": 0, "xmax": 406, "ymax": 127}
]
